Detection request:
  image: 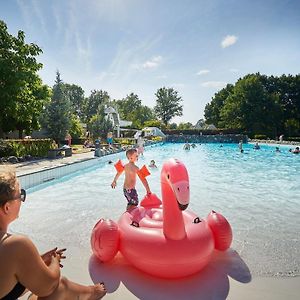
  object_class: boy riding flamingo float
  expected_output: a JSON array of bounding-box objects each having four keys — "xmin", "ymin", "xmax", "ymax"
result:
[{"xmin": 91, "ymin": 158, "xmax": 232, "ymax": 278}]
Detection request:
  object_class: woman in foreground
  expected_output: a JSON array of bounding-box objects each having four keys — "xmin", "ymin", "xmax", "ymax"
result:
[{"xmin": 0, "ymin": 167, "xmax": 106, "ymax": 300}]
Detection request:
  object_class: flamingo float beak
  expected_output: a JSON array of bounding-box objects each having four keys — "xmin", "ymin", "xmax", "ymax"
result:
[{"xmin": 171, "ymin": 180, "xmax": 190, "ymax": 211}]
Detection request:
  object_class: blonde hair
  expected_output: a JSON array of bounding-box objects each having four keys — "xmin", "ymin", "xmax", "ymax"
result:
[{"xmin": 0, "ymin": 167, "xmax": 17, "ymax": 205}]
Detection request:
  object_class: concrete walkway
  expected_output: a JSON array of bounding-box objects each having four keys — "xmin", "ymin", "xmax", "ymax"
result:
[{"xmin": 14, "ymin": 150, "xmax": 96, "ymax": 176}]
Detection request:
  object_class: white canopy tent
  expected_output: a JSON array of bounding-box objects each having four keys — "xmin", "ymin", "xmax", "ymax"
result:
[{"xmin": 142, "ymin": 127, "xmax": 166, "ymax": 138}]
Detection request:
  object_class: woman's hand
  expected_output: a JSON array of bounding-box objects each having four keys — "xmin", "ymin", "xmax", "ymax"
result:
[{"xmin": 41, "ymin": 247, "xmax": 66, "ymax": 268}]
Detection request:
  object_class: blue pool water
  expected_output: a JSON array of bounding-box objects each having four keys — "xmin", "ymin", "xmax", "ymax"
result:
[{"xmin": 12, "ymin": 143, "xmax": 300, "ymax": 277}]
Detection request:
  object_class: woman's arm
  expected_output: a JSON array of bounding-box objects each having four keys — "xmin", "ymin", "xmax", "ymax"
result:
[{"xmin": 12, "ymin": 235, "xmax": 61, "ymax": 297}]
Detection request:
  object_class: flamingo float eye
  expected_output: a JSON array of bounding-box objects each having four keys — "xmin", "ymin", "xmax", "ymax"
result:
[
  {"xmin": 167, "ymin": 174, "xmax": 170, "ymax": 179},
  {"xmin": 177, "ymin": 187, "xmax": 180, "ymax": 191}
]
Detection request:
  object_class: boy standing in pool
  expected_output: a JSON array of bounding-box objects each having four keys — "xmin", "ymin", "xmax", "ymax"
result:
[{"xmin": 111, "ymin": 148, "xmax": 151, "ymax": 210}]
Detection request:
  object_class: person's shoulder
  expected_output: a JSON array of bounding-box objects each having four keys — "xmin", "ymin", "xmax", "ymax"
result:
[
  {"xmin": 130, "ymin": 164, "xmax": 139, "ymax": 171},
  {"xmin": 3, "ymin": 234, "xmax": 34, "ymax": 254},
  {"xmin": 8, "ymin": 234, "xmax": 32, "ymax": 246}
]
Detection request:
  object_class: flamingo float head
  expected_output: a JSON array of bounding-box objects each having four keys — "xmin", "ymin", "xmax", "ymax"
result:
[{"xmin": 161, "ymin": 158, "xmax": 190, "ymax": 210}]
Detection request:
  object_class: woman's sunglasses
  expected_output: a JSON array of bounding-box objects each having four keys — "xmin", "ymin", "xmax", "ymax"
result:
[
  {"xmin": 11, "ymin": 189, "xmax": 26, "ymax": 202},
  {"xmin": 19, "ymin": 189, "xmax": 26, "ymax": 202}
]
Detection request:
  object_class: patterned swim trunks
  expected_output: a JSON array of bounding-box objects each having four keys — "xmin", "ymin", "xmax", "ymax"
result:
[{"xmin": 123, "ymin": 188, "xmax": 139, "ymax": 206}]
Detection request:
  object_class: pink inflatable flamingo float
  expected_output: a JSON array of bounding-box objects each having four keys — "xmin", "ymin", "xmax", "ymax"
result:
[{"xmin": 91, "ymin": 158, "xmax": 232, "ymax": 278}]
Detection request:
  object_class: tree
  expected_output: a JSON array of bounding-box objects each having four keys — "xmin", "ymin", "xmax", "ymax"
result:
[
  {"xmin": 220, "ymin": 74, "xmax": 279, "ymax": 135},
  {"xmin": 69, "ymin": 115, "xmax": 84, "ymax": 139},
  {"xmin": 204, "ymin": 84, "xmax": 234, "ymax": 127},
  {"xmin": 137, "ymin": 105, "xmax": 156, "ymax": 127},
  {"xmin": 154, "ymin": 87, "xmax": 183, "ymax": 126},
  {"xmin": 113, "ymin": 93, "xmax": 156, "ymax": 128},
  {"xmin": 63, "ymin": 83, "xmax": 85, "ymax": 119},
  {"xmin": 277, "ymin": 74, "xmax": 300, "ymax": 136},
  {"xmin": 144, "ymin": 120, "xmax": 164, "ymax": 128},
  {"xmin": 114, "ymin": 93, "xmax": 142, "ymax": 120},
  {"xmin": 43, "ymin": 72, "xmax": 71, "ymax": 143},
  {"xmin": 169, "ymin": 123, "xmax": 178, "ymax": 129},
  {"xmin": 204, "ymin": 73, "xmax": 300, "ymax": 137},
  {"xmin": 84, "ymin": 90, "xmax": 110, "ymax": 122},
  {"xmin": 88, "ymin": 104, "xmax": 113, "ymax": 138},
  {"xmin": 177, "ymin": 122, "xmax": 193, "ymax": 130},
  {"xmin": 0, "ymin": 20, "xmax": 50, "ymax": 138}
]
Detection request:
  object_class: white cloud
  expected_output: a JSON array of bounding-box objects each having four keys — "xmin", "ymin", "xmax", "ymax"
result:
[
  {"xmin": 221, "ymin": 35, "xmax": 238, "ymax": 48},
  {"xmin": 132, "ymin": 56, "xmax": 163, "ymax": 70},
  {"xmin": 96, "ymin": 35, "xmax": 163, "ymax": 87},
  {"xmin": 201, "ymin": 81, "xmax": 227, "ymax": 88},
  {"xmin": 229, "ymin": 68, "xmax": 239, "ymax": 73},
  {"xmin": 142, "ymin": 56, "xmax": 163, "ymax": 69},
  {"xmin": 196, "ymin": 69, "xmax": 210, "ymax": 76}
]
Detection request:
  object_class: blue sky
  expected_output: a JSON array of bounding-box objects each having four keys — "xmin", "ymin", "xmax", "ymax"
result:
[{"xmin": 1, "ymin": 0, "xmax": 300, "ymax": 124}]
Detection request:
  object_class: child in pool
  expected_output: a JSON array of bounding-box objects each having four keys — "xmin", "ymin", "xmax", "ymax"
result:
[
  {"xmin": 111, "ymin": 148, "xmax": 151, "ymax": 210},
  {"xmin": 149, "ymin": 160, "xmax": 157, "ymax": 168},
  {"xmin": 183, "ymin": 143, "xmax": 190, "ymax": 150},
  {"xmin": 291, "ymin": 146, "xmax": 300, "ymax": 154}
]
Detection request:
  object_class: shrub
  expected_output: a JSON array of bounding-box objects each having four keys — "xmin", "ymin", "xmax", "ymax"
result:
[
  {"xmin": 163, "ymin": 128, "xmax": 241, "ymax": 135},
  {"xmin": 286, "ymin": 136, "xmax": 300, "ymax": 142},
  {"xmin": 254, "ymin": 134, "xmax": 267, "ymax": 140},
  {"xmin": 147, "ymin": 136, "xmax": 163, "ymax": 142},
  {"xmin": 71, "ymin": 138, "xmax": 86, "ymax": 145},
  {"xmin": 114, "ymin": 138, "xmax": 136, "ymax": 145},
  {"xmin": 0, "ymin": 140, "xmax": 14, "ymax": 157},
  {"xmin": 0, "ymin": 139, "xmax": 54, "ymax": 157}
]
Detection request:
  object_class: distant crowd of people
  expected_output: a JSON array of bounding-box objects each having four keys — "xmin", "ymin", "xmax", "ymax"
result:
[
  {"xmin": 182, "ymin": 140, "xmax": 299, "ymax": 155},
  {"xmin": 183, "ymin": 143, "xmax": 197, "ymax": 150},
  {"xmin": 238, "ymin": 140, "xmax": 299, "ymax": 154}
]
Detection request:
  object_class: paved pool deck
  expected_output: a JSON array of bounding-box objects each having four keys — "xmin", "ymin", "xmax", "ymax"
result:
[{"xmin": 14, "ymin": 150, "xmax": 97, "ymax": 176}]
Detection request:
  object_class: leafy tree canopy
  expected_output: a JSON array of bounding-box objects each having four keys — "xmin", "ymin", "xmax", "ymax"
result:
[
  {"xmin": 204, "ymin": 84, "xmax": 234, "ymax": 127},
  {"xmin": 177, "ymin": 122, "xmax": 193, "ymax": 130},
  {"xmin": 69, "ymin": 115, "xmax": 84, "ymax": 139},
  {"xmin": 204, "ymin": 73, "xmax": 300, "ymax": 137},
  {"xmin": 154, "ymin": 87, "xmax": 183, "ymax": 126},
  {"xmin": 0, "ymin": 20, "xmax": 50, "ymax": 137},
  {"xmin": 113, "ymin": 93, "xmax": 156, "ymax": 128},
  {"xmin": 85, "ymin": 90, "xmax": 110, "ymax": 122},
  {"xmin": 143, "ymin": 120, "xmax": 164, "ymax": 129},
  {"xmin": 63, "ymin": 83, "xmax": 85, "ymax": 119},
  {"xmin": 89, "ymin": 104, "xmax": 113, "ymax": 138},
  {"xmin": 43, "ymin": 71, "xmax": 72, "ymax": 143}
]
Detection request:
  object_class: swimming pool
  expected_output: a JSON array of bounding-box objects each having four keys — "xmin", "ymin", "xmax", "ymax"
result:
[{"xmin": 12, "ymin": 143, "xmax": 300, "ymax": 278}]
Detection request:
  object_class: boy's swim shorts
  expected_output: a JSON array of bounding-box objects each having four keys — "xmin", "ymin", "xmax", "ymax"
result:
[{"xmin": 123, "ymin": 188, "xmax": 139, "ymax": 206}]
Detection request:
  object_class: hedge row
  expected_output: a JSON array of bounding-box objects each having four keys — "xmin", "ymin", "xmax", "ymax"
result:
[
  {"xmin": 163, "ymin": 129, "xmax": 242, "ymax": 135},
  {"xmin": 286, "ymin": 136, "xmax": 300, "ymax": 142},
  {"xmin": 0, "ymin": 139, "xmax": 55, "ymax": 158}
]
